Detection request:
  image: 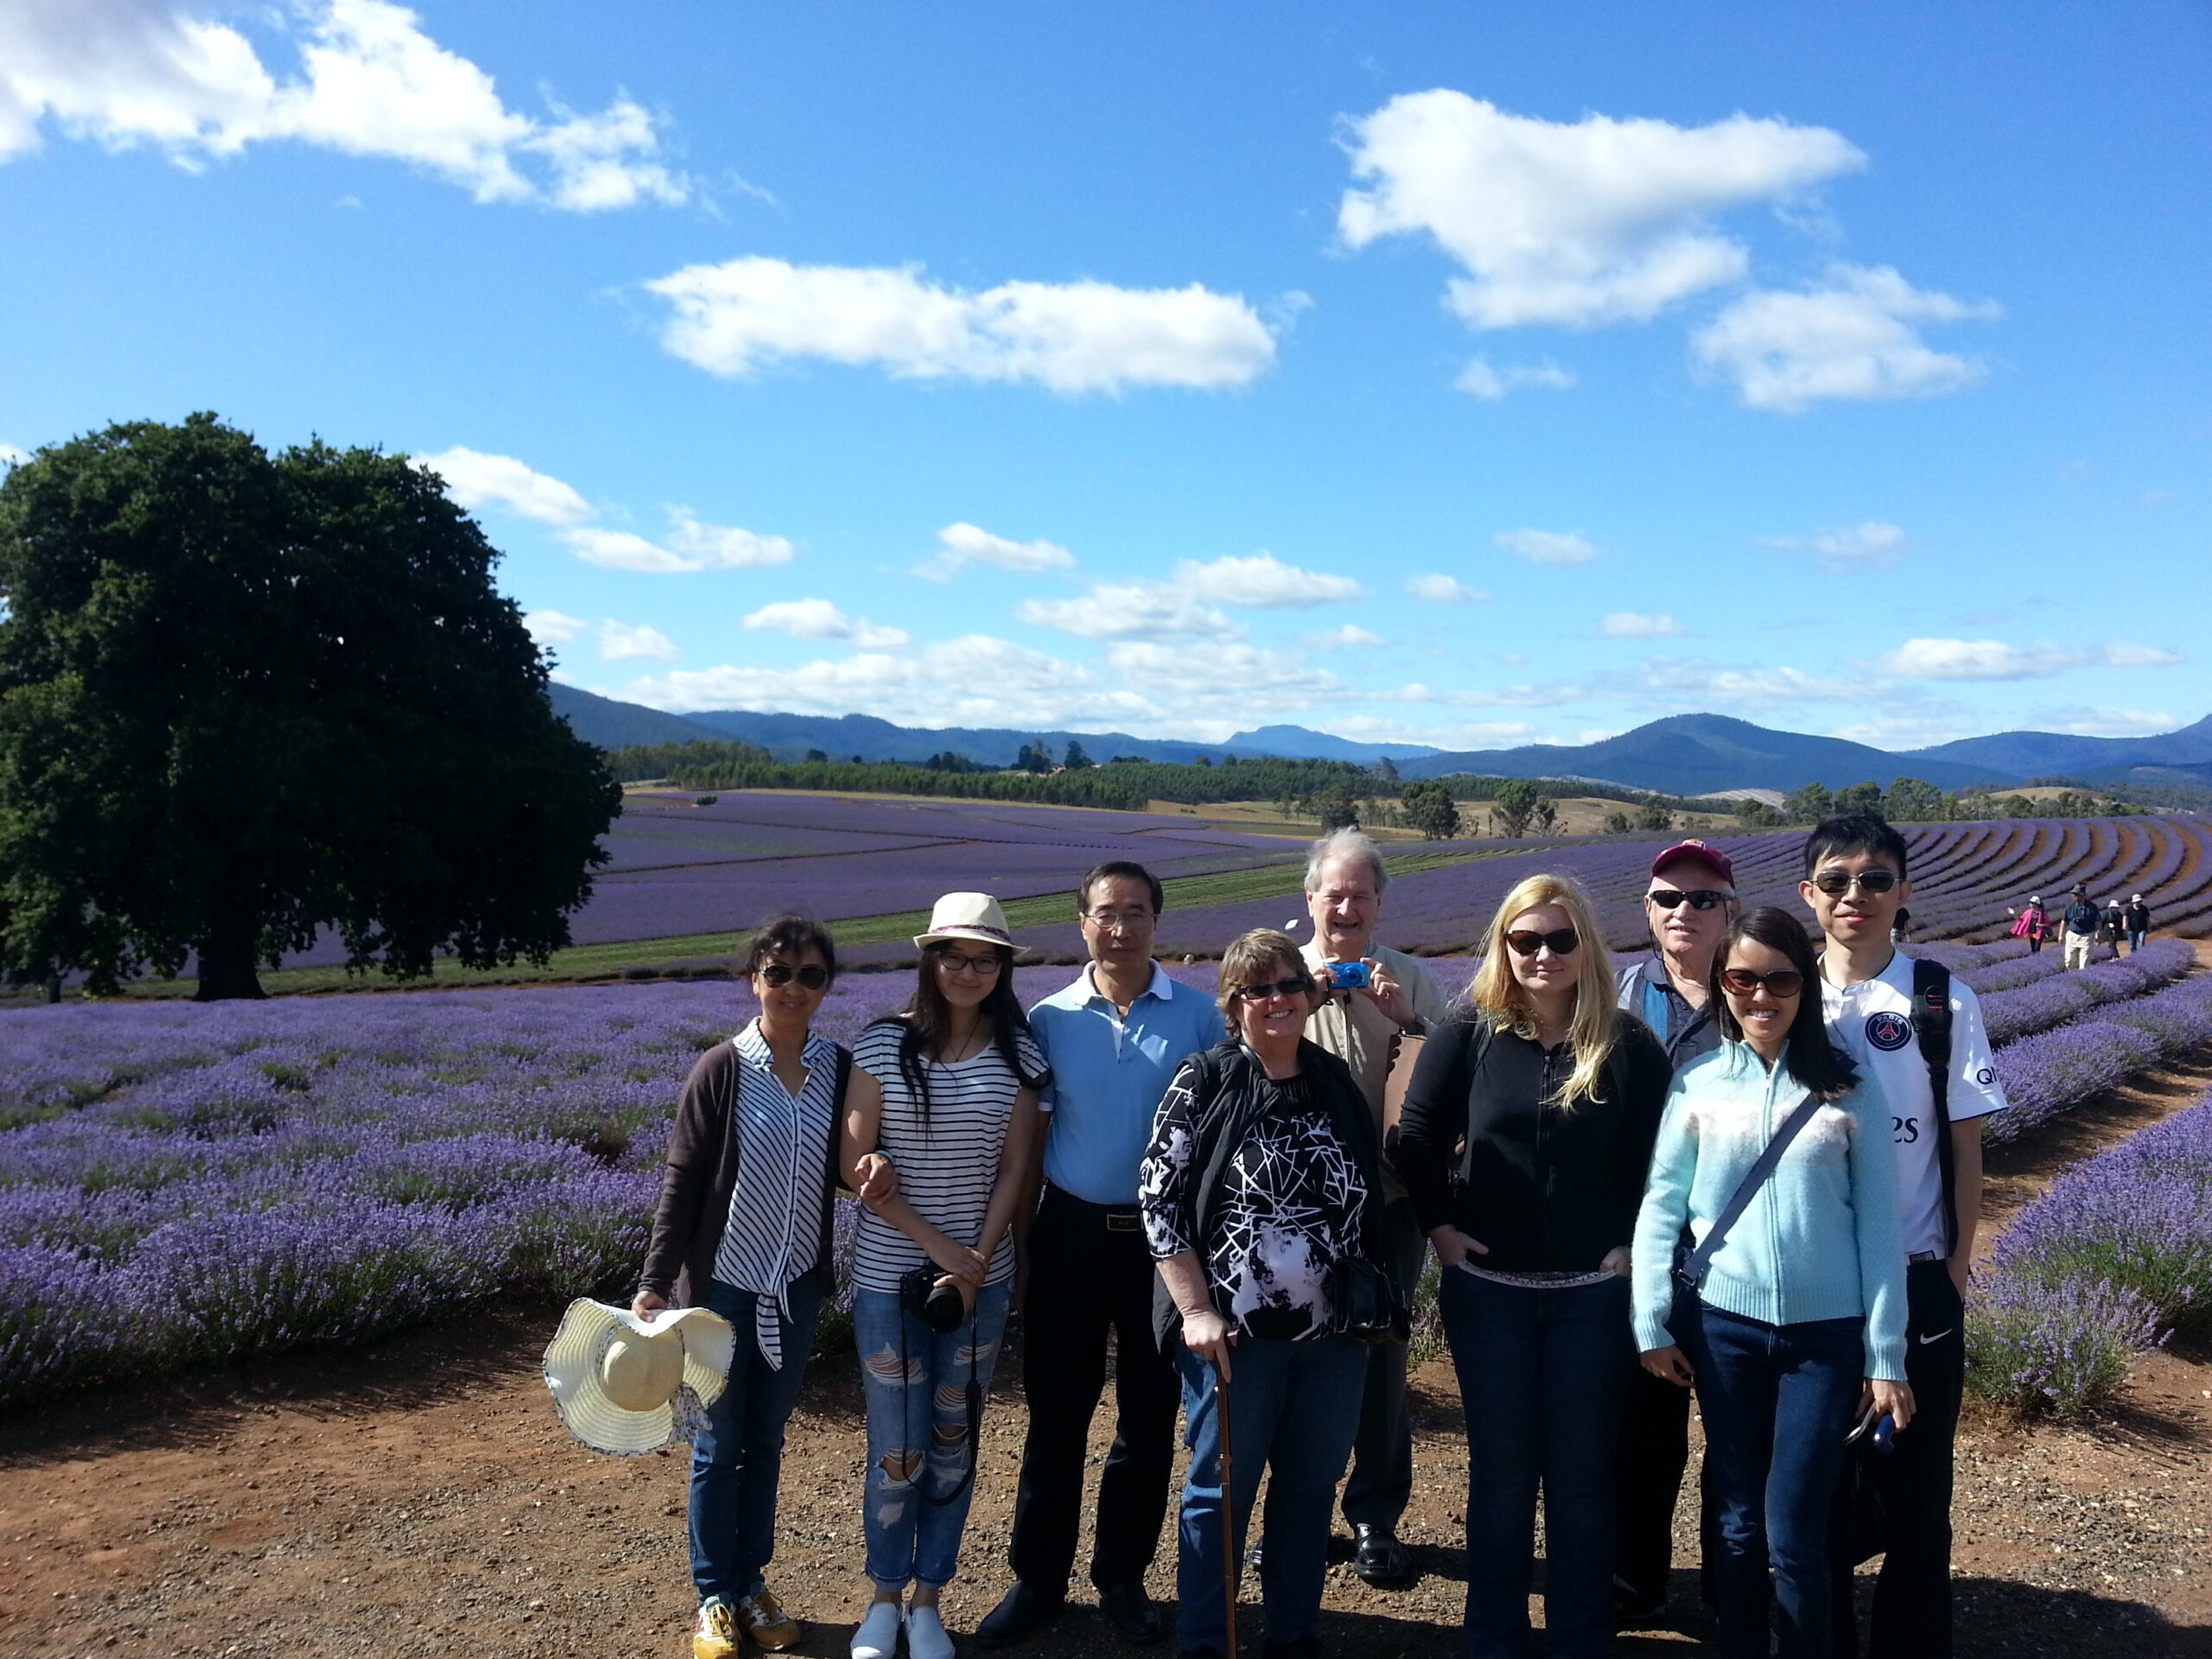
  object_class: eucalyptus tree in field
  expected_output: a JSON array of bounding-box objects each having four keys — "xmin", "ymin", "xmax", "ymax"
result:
[{"xmin": 0, "ymin": 415, "xmax": 620, "ymax": 1000}]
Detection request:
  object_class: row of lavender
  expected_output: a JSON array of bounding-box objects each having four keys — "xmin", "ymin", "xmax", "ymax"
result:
[{"xmin": 1968, "ymin": 1091, "xmax": 2212, "ymax": 1416}]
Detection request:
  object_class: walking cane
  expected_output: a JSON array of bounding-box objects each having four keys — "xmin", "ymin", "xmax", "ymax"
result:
[{"xmin": 1216, "ymin": 1359, "xmax": 1239, "ymax": 1659}]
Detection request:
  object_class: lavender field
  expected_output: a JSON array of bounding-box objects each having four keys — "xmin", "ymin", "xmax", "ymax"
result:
[{"xmin": 6, "ymin": 924, "xmax": 2207, "ymax": 1409}]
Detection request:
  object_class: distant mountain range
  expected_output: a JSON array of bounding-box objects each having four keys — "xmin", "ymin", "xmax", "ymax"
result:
[{"xmin": 546, "ymin": 685, "xmax": 2212, "ymax": 799}]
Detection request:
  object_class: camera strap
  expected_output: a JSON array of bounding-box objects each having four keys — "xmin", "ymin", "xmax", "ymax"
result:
[{"xmin": 899, "ymin": 1285, "xmax": 983, "ymax": 1508}]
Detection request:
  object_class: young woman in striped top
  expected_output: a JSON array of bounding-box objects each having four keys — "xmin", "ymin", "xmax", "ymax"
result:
[{"xmin": 840, "ymin": 893, "xmax": 1048, "ymax": 1659}]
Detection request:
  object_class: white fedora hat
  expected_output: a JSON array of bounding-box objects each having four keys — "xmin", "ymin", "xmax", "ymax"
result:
[
  {"xmin": 914, "ymin": 892, "xmax": 1014, "ymax": 950},
  {"xmin": 542, "ymin": 1300, "xmax": 734, "ymax": 1456}
]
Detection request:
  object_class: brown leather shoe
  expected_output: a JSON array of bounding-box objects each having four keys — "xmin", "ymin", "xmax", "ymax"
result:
[{"xmin": 732, "ymin": 1586, "xmax": 803, "ymax": 1651}]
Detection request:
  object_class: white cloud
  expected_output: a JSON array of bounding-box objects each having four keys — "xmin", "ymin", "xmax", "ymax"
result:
[
  {"xmin": 1497, "ymin": 528, "xmax": 1598, "ymax": 565},
  {"xmin": 599, "ymin": 620, "xmax": 678, "ymax": 662},
  {"xmin": 1630, "ymin": 656, "xmax": 1868, "ymax": 705},
  {"xmin": 1017, "ymin": 583, "xmax": 1232, "ymax": 641},
  {"xmin": 1878, "ymin": 639, "xmax": 2184, "ymax": 683},
  {"xmin": 0, "ymin": 0, "xmax": 688, "ymax": 209},
  {"xmin": 2031, "ymin": 707, "xmax": 2181, "ymax": 738},
  {"xmin": 0, "ymin": 441, "xmax": 23, "ymax": 468},
  {"xmin": 1101, "ymin": 641, "xmax": 1343, "ymax": 715},
  {"xmin": 1600, "ymin": 612, "xmax": 1683, "ymax": 638},
  {"xmin": 1405, "ymin": 574, "xmax": 1490, "ymax": 604},
  {"xmin": 1176, "ymin": 552, "xmax": 1362, "ymax": 607},
  {"xmin": 562, "ymin": 512, "xmax": 792, "ymax": 574},
  {"xmin": 743, "ymin": 599, "xmax": 908, "ymax": 649},
  {"xmin": 1304, "ymin": 625, "xmax": 1389, "ymax": 650},
  {"xmin": 1692, "ymin": 265, "xmax": 1999, "ymax": 413},
  {"xmin": 1338, "ymin": 91, "xmax": 1863, "ymax": 329},
  {"xmin": 1453, "ymin": 358, "xmax": 1576, "ymax": 400},
  {"xmin": 644, "ymin": 257, "xmax": 1281, "ymax": 393},
  {"xmin": 522, "ymin": 608, "xmax": 589, "ymax": 645},
  {"xmin": 416, "ymin": 446, "xmax": 592, "ymax": 524},
  {"xmin": 1759, "ymin": 519, "xmax": 1912, "ymax": 569},
  {"xmin": 918, "ymin": 521, "xmax": 1077, "ymax": 581}
]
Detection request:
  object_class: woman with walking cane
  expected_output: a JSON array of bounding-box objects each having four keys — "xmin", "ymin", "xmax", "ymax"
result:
[{"xmin": 1140, "ymin": 929, "xmax": 1402, "ymax": 1659}]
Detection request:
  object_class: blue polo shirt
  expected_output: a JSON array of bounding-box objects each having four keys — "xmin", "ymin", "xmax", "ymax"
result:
[{"xmin": 1028, "ymin": 962, "xmax": 1226, "ymax": 1206}]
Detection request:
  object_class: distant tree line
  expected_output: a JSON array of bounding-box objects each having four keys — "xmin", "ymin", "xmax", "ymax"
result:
[{"xmin": 1738, "ymin": 778, "xmax": 2150, "ymax": 828}]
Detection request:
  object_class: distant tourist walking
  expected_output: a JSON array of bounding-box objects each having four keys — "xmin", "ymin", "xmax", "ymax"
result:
[
  {"xmin": 1395, "ymin": 872, "xmax": 1671, "ymax": 1659},
  {"xmin": 980, "ymin": 862, "xmax": 1223, "ymax": 1649},
  {"xmin": 2006, "ymin": 895, "xmax": 2047, "ymax": 953},
  {"xmin": 2060, "ymin": 885, "xmax": 2101, "ymax": 971},
  {"xmin": 2101, "ymin": 897, "xmax": 2126, "ymax": 954},
  {"xmin": 1613, "ymin": 840, "xmax": 1738, "ymax": 1619},
  {"xmin": 1633, "ymin": 906, "xmax": 1911, "ymax": 1659},
  {"xmin": 1298, "ymin": 828, "xmax": 1452, "ymax": 1588},
  {"xmin": 841, "ymin": 894, "xmax": 1049, "ymax": 1659},
  {"xmin": 633, "ymin": 916, "xmax": 865, "ymax": 1659},
  {"xmin": 1141, "ymin": 928, "xmax": 1395, "ymax": 1659},
  {"xmin": 2126, "ymin": 893, "xmax": 2152, "ymax": 954}
]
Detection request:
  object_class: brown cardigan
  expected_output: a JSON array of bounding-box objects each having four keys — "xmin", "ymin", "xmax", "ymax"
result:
[{"xmin": 637, "ymin": 1039, "xmax": 852, "ymax": 1308}]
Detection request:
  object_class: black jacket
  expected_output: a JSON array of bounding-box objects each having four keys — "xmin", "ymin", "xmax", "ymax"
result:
[{"xmin": 1391, "ymin": 1011, "xmax": 1671, "ymax": 1274}]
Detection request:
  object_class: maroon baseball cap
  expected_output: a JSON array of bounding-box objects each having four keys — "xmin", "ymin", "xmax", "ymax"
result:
[{"xmin": 1649, "ymin": 838, "xmax": 1734, "ymax": 887}]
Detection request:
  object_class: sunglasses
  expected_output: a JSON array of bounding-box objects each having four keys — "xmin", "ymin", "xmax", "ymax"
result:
[
  {"xmin": 757, "ymin": 962, "xmax": 830, "ymax": 989},
  {"xmin": 1649, "ymin": 887, "xmax": 1730, "ymax": 911},
  {"xmin": 931, "ymin": 949, "xmax": 1003, "ymax": 977},
  {"xmin": 1234, "ymin": 975, "xmax": 1313, "ymax": 1004},
  {"xmin": 1504, "ymin": 927, "xmax": 1580, "ymax": 957},
  {"xmin": 1719, "ymin": 967, "xmax": 1804, "ymax": 998},
  {"xmin": 1811, "ymin": 869, "xmax": 1901, "ymax": 897}
]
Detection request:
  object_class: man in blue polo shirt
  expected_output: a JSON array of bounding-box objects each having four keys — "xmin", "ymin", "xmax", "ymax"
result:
[{"xmin": 977, "ymin": 861, "xmax": 1224, "ymax": 1650}]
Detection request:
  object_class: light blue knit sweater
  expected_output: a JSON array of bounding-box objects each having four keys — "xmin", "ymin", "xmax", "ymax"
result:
[{"xmin": 1630, "ymin": 1040, "xmax": 1909, "ymax": 1381}]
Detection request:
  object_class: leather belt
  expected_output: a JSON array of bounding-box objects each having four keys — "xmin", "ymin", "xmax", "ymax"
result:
[
  {"xmin": 1046, "ymin": 1182, "xmax": 1142, "ymax": 1232},
  {"xmin": 1906, "ymin": 1250, "xmax": 1947, "ymax": 1264}
]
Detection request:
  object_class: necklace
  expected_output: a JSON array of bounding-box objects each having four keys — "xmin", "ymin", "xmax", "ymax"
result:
[{"xmin": 938, "ymin": 1021, "xmax": 986, "ymax": 1065}]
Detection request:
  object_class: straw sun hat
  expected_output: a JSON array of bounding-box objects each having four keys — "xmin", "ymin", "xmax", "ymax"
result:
[
  {"xmin": 543, "ymin": 1300, "xmax": 734, "ymax": 1456},
  {"xmin": 913, "ymin": 892, "xmax": 1015, "ymax": 950}
]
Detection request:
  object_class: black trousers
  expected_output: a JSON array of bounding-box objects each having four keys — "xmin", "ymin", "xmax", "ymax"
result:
[
  {"xmin": 1007, "ymin": 1184, "xmax": 1181, "ymax": 1592},
  {"xmin": 1341, "ymin": 1197, "xmax": 1424, "ymax": 1533},
  {"xmin": 1613, "ymin": 1362, "xmax": 1721, "ymax": 1609},
  {"xmin": 1829, "ymin": 1262, "xmax": 1965, "ymax": 1659}
]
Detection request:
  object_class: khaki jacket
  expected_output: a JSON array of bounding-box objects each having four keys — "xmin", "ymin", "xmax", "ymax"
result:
[{"xmin": 1300, "ymin": 939, "xmax": 1453, "ymax": 1203}]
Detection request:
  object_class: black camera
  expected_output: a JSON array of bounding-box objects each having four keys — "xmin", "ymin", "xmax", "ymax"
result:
[{"xmin": 899, "ymin": 1264, "xmax": 968, "ymax": 1333}]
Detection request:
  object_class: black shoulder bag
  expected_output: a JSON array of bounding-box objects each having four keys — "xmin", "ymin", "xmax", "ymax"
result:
[{"xmin": 1911, "ymin": 957, "xmax": 1958, "ymax": 1257}]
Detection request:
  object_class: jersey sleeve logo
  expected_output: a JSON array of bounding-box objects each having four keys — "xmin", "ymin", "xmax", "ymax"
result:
[
  {"xmin": 1866, "ymin": 1011, "xmax": 1914, "ymax": 1052},
  {"xmin": 1975, "ymin": 1065, "xmax": 1997, "ymax": 1087}
]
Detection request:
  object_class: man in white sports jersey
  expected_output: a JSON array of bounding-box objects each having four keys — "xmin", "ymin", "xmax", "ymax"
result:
[{"xmin": 1800, "ymin": 813, "xmax": 2006, "ymax": 1659}]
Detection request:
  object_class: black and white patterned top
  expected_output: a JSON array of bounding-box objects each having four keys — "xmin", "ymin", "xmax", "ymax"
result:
[
  {"xmin": 710, "ymin": 1021, "xmax": 841, "ymax": 1370},
  {"xmin": 1141, "ymin": 1060, "xmax": 1368, "ymax": 1342},
  {"xmin": 849, "ymin": 1020, "xmax": 1045, "ymax": 1294}
]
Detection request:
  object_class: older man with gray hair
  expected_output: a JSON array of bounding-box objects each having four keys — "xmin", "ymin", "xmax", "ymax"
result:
[{"xmin": 1297, "ymin": 826, "xmax": 1451, "ymax": 1586}]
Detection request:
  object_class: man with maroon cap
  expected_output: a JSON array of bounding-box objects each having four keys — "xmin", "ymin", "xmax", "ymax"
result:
[{"xmin": 1611, "ymin": 839, "xmax": 1738, "ymax": 1618}]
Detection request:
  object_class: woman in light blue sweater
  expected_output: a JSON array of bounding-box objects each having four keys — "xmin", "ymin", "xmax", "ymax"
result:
[{"xmin": 1631, "ymin": 907, "xmax": 1912, "ymax": 1659}]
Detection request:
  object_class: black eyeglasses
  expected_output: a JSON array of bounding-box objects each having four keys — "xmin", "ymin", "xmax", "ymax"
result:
[
  {"xmin": 757, "ymin": 962, "xmax": 830, "ymax": 989},
  {"xmin": 1719, "ymin": 967, "xmax": 1804, "ymax": 998},
  {"xmin": 1504, "ymin": 927, "xmax": 1580, "ymax": 957},
  {"xmin": 1811, "ymin": 869, "xmax": 1900, "ymax": 897},
  {"xmin": 1649, "ymin": 887, "xmax": 1731, "ymax": 911},
  {"xmin": 1233, "ymin": 975, "xmax": 1313, "ymax": 1003},
  {"xmin": 930, "ymin": 948, "xmax": 1003, "ymax": 977}
]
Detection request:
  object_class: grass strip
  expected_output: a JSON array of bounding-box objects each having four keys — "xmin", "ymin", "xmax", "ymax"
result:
[{"xmin": 110, "ymin": 849, "xmax": 1505, "ymax": 999}]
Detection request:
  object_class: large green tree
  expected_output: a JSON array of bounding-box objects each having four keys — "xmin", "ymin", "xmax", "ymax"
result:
[{"xmin": 0, "ymin": 415, "xmax": 621, "ymax": 999}]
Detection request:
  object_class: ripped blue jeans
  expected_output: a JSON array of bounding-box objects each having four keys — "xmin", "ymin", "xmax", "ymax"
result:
[{"xmin": 851, "ymin": 1280, "xmax": 1014, "ymax": 1590}]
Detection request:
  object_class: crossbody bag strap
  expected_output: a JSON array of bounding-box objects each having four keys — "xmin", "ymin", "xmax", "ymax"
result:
[
  {"xmin": 1911, "ymin": 957, "xmax": 1958, "ymax": 1258},
  {"xmin": 1679, "ymin": 1091, "xmax": 1826, "ymax": 1288}
]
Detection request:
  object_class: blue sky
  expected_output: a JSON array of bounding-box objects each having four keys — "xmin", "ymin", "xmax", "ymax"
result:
[{"xmin": 3, "ymin": 1, "xmax": 2207, "ymax": 753}]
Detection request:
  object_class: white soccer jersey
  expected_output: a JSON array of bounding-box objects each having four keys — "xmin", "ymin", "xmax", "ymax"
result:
[{"xmin": 1820, "ymin": 950, "xmax": 2008, "ymax": 1259}]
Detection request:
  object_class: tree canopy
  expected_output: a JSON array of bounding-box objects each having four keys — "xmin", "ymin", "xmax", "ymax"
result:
[{"xmin": 0, "ymin": 415, "xmax": 621, "ymax": 999}]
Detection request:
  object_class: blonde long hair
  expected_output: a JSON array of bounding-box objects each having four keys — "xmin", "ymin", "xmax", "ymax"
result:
[{"xmin": 1469, "ymin": 871, "xmax": 1619, "ymax": 1107}]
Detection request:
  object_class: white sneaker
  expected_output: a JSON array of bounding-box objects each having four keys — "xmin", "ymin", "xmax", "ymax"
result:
[
  {"xmin": 850, "ymin": 1599, "xmax": 903, "ymax": 1659},
  {"xmin": 904, "ymin": 1605, "xmax": 953, "ymax": 1659}
]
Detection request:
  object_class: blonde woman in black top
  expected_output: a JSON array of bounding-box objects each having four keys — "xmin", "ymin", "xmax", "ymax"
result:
[{"xmin": 1394, "ymin": 872, "xmax": 1670, "ymax": 1659}]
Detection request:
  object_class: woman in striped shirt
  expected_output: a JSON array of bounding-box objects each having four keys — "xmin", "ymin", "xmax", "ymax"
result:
[
  {"xmin": 840, "ymin": 893, "xmax": 1048, "ymax": 1659},
  {"xmin": 634, "ymin": 915, "xmax": 871, "ymax": 1659}
]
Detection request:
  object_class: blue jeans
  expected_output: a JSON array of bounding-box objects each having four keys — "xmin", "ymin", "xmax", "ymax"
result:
[
  {"xmin": 1171, "ymin": 1332, "xmax": 1366, "ymax": 1655},
  {"xmin": 1438, "ymin": 1268, "xmax": 1633, "ymax": 1659},
  {"xmin": 1680, "ymin": 1303, "xmax": 1864, "ymax": 1659},
  {"xmin": 852, "ymin": 1281, "xmax": 1013, "ymax": 1590},
  {"xmin": 2128, "ymin": 929, "xmax": 2146, "ymax": 953},
  {"xmin": 689, "ymin": 1274, "xmax": 825, "ymax": 1605}
]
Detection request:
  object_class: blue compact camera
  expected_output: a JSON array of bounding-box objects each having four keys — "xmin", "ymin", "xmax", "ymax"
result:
[{"xmin": 1325, "ymin": 960, "xmax": 1372, "ymax": 990}]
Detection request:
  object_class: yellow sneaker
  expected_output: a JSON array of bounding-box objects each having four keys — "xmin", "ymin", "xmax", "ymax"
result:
[
  {"xmin": 693, "ymin": 1598, "xmax": 741, "ymax": 1659},
  {"xmin": 733, "ymin": 1586, "xmax": 804, "ymax": 1652}
]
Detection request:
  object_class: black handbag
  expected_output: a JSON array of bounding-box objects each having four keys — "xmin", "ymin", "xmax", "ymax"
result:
[{"xmin": 1332, "ymin": 1254, "xmax": 1410, "ymax": 1346}]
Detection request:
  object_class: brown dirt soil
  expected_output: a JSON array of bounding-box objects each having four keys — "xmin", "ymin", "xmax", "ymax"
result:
[{"xmin": 8, "ymin": 995, "xmax": 2212, "ymax": 1658}]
